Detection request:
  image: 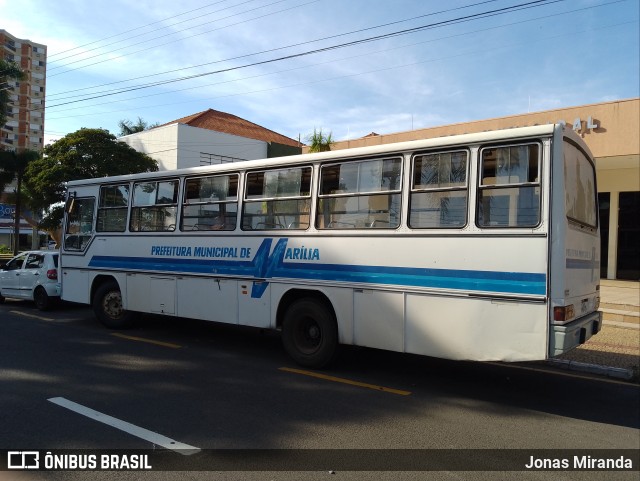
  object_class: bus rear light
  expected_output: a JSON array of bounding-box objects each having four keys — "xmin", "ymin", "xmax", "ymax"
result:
[
  {"xmin": 554, "ymin": 305, "xmax": 575, "ymax": 322},
  {"xmin": 47, "ymin": 269, "xmax": 58, "ymax": 280}
]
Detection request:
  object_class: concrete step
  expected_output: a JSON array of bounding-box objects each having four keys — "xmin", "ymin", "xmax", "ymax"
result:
[
  {"xmin": 600, "ymin": 307, "xmax": 640, "ymax": 324},
  {"xmin": 600, "ymin": 302, "xmax": 639, "ymax": 313}
]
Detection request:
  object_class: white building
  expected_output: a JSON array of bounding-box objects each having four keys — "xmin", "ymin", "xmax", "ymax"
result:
[{"xmin": 119, "ymin": 109, "xmax": 301, "ymax": 171}]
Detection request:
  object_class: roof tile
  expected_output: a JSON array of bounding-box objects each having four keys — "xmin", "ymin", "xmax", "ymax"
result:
[{"xmin": 156, "ymin": 109, "xmax": 300, "ymax": 147}]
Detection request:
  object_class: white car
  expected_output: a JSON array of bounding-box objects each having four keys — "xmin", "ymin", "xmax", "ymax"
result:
[{"xmin": 0, "ymin": 251, "xmax": 61, "ymax": 310}]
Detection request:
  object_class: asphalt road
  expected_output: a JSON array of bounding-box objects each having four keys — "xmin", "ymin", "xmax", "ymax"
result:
[{"xmin": 0, "ymin": 298, "xmax": 638, "ymax": 481}]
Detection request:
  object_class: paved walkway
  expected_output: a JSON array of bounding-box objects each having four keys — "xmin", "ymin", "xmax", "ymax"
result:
[{"xmin": 554, "ymin": 280, "xmax": 639, "ymax": 381}]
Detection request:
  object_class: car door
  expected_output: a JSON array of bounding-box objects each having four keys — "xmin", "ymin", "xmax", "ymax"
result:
[
  {"xmin": 20, "ymin": 253, "xmax": 45, "ymax": 299},
  {"xmin": 0, "ymin": 253, "xmax": 28, "ymax": 297}
]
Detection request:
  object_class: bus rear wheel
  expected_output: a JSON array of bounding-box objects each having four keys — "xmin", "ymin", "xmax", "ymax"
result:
[
  {"xmin": 282, "ymin": 298, "xmax": 338, "ymax": 368},
  {"xmin": 93, "ymin": 281, "xmax": 134, "ymax": 329}
]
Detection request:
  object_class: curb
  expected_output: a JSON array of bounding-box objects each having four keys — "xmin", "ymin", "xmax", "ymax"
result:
[
  {"xmin": 548, "ymin": 359, "xmax": 634, "ymax": 380},
  {"xmin": 603, "ymin": 320, "xmax": 640, "ymax": 330}
]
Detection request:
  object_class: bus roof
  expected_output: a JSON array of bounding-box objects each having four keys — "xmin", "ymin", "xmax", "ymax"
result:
[{"xmin": 66, "ymin": 123, "xmax": 563, "ymax": 187}]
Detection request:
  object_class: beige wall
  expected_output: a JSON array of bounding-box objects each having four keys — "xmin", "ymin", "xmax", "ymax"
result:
[
  {"xmin": 598, "ymin": 168, "xmax": 640, "ymax": 194},
  {"xmin": 307, "ymin": 98, "xmax": 639, "ymax": 161}
]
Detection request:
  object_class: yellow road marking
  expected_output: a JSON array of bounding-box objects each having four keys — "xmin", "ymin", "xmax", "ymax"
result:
[
  {"xmin": 111, "ymin": 333, "xmax": 181, "ymax": 349},
  {"xmin": 9, "ymin": 310, "xmax": 54, "ymax": 321},
  {"xmin": 279, "ymin": 367, "xmax": 411, "ymax": 396}
]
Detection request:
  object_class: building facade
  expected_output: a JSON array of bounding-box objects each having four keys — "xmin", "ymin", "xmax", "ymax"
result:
[
  {"xmin": 305, "ymin": 99, "xmax": 639, "ymax": 281},
  {"xmin": 0, "ymin": 30, "xmax": 47, "ymax": 249},
  {"xmin": 0, "ymin": 29, "xmax": 46, "ymax": 152},
  {"xmin": 119, "ymin": 108, "xmax": 301, "ymax": 170}
]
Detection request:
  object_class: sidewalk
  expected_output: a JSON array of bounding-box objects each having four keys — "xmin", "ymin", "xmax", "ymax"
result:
[{"xmin": 553, "ymin": 280, "xmax": 639, "ymax": 382}]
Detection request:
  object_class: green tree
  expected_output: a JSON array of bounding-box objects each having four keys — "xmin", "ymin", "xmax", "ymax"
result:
[
  {"xmin": 0, "ymin": 59, "xmax": 26, "ymax": 128},
  {"xmin": 117, "ymin": 117, "xmax": 160, "ymax": 136},
  {"xmin": 306, "ymin": 128, "xmax": 333, "ymax": 153},
  {"xmin": 0, "ymin": 149, "xmax": 40, "ymax": 254},
  {"xmin": 24, "ymin": 128, "xmax": 158, "ymax": 240}
]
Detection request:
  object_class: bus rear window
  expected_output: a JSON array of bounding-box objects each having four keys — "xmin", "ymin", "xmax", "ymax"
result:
[{"xmin": 564, "ymin": 142, "xmax": 597, "ymax": 228}]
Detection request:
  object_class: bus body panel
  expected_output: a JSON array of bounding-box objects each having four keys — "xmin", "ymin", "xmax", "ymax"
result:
[
  {"xmin": 177, "ymin": 277, "xmax": 238, "ymax": 324},
  {"xmin": 405, "ymin": 294, "xmax": 547, "ymax": 361},
  {"xmin": 60, "ymin": 269, "xmax": 90, "ymax": 304}
]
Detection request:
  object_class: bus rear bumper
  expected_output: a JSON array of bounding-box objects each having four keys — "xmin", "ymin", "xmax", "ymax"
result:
[{"xmin": 549, "ymin": 311, "xmax": 603, "ymax": 357}]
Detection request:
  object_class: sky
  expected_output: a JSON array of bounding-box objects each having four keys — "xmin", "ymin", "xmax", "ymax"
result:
[{"xmin": 2, "ymin": 0, "xmax": 639, "ymax": 151}]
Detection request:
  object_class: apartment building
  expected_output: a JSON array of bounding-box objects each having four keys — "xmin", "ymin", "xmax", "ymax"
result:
[{"xmin": 0, "ymin": 29, "xmax": 47, "ymax": 152}]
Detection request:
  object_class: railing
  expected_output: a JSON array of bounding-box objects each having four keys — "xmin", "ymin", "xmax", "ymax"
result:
[{"xmin": 0, "ymin": 253, "xmax": 14, "ymax": 262}]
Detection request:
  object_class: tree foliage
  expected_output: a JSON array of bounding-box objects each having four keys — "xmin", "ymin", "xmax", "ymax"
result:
[
  {"xmin": 118, "ymin": 117, "xmax": 160, "ymax": 136},
  {"xmin": 0, "ymin": 59, "xmax": 26, "ymax": 128},
  {"xmin": 306, "ymin": 128, "xmax": 333, "ymax": 153},
  {"xmin": 0, "ymin": 149, "xmax": 40, "ymax": 254},
  {"xmin": 24, "ymin": 128, "xmax": 158, "ymax": 229}
]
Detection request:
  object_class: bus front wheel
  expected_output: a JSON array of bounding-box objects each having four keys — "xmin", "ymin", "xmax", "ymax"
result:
[
  {"xmin": 282, "ymin": 298, "xmax": 338, "ymax": 368},
  {"xmin": 92, "ymin": 281, "xmax": 134, "ymax": 329}
]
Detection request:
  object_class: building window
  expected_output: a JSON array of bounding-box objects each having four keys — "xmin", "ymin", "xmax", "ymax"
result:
[{"xmin": 199, "ymin": 152, "xmax": 246, "ymax": 165}]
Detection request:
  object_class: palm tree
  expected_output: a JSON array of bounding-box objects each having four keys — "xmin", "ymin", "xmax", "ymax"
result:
[
  {"xmin": 117, "ymin": 117, "xmax": 160, "ymax": 136},
  {"xmin": 0, "ymin": 149, "xmax": 40, "ymax": 254},
  {"xmin": 306, "ymin": 128, "xmax": 333, "ymax": 153}
]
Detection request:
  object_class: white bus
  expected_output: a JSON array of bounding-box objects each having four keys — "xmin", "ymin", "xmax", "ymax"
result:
[{"xmin": 60, "ymin": 124, "xmax": 602, "ymax": 368}]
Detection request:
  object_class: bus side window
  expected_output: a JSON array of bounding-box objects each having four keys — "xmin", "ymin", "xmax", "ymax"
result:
[
  {"xmin": 477, "ymin": 143, "xmax": 541, "ymax": 228},
  {"xmin": 317, "ymin": 157, "xmax": 402, "ymax": 229},
  {"xmin": 97, "ymin": 184, "xmax": 129, "ymax": 232},
  {"xmin": 130, "ymin": 180, "xmax": 179, "ymax": 232},
  {"xmin": 409, "ymin": 150, "xmax": 468, "ymax": 228},
  {"xmin": 181, "ymin": 174, "xmax": 238, "ymax": 231},
  {"xmin": 64, "ymin": 197, "xmax": 96, "ymax": 251},
  {"xmin": 242, "ymin": 167, "xmax": 312, "ymax": 231}
]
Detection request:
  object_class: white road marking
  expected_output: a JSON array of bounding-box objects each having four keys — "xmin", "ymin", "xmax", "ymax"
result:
[{"xmin": 47, "ymin": 397, "xmax": 200, "ymax": 455}]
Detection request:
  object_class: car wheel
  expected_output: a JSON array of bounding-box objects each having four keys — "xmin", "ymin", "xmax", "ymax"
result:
[
  {"xmin": 34, "ymin": 286, "xmax": 51, "ymax": 311},
  {"xmin": 282, "ymin": 298, "xmax": 338, "ymax": 369},
  {"xmin": 92, "ymin": 281, "xmax": 135, "ymax": 329}
]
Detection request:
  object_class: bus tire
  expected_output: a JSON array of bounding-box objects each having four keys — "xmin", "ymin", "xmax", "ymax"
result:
[
  {"xmin": 282, "ymin": 298, "xmax": 338, "ymax": 369},
  {"xmin": 92, "ymin": 281, "xmax": 134, "ymax": 329}
]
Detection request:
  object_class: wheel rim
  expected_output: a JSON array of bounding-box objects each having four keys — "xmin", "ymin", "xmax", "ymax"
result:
[
  {"xmin": 102, "ymin": 290, "xmax": 124, "ymax": 319},
  {"xmin": 293, "ymin": 316, "xmax": 322, "ymax": 354}
]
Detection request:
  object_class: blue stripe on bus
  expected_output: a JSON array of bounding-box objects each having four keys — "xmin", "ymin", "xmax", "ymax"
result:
[{"xmin": 88, "ymin": 238, "xmax": 546, "ymax": 296}]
